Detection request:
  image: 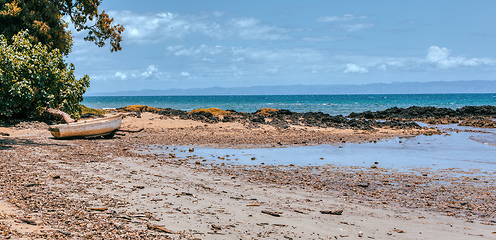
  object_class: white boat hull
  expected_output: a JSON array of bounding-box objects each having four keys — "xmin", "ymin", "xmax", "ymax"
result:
[{"xmin": 48, "ymin": 114, "xmax": 123, "ymax": 139}]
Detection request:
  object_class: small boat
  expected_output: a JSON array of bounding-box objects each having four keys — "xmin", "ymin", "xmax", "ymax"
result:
[{"xmin": 48, "ymin": 114, "xmax": 124, "ymax": 139}]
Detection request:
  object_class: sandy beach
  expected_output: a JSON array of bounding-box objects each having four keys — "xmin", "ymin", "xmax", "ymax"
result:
[{"xmin": 1, "ymin": 112, "xmax": 495, "ymax": 239}]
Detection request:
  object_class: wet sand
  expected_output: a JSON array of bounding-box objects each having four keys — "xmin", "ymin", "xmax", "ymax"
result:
[{"xmin": 0, "ymin": 113, "xmax": 495, "ymax": 239}]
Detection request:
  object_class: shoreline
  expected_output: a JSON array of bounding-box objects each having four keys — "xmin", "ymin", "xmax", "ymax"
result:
[{"xmin": 0, "ymin": 109, "xmax": 495, "ymax": 239}]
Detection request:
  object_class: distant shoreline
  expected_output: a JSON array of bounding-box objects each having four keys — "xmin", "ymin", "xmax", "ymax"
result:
[
  {"xmin": 85, "ymin": 92, "xmax": 496, "ymax": 97},
  {"xmin": 84, "ymin": 80, "xmax": 496, "ymax": 96}
]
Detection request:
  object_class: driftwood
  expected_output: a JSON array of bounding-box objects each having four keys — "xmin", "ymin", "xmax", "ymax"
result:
[
  {"xmin": 45, "ymin": 108, "xmax": 75, "ymax": 123},
  {"xmin": 117, "ymin": 128, "xmax": 144, "ymax": 133},
  {"xmin": 320, "ymin": 209, "xmax": 343, "ymax": 215},
  {"xmin": 147, "ymin": 224, "xmax": 175, "ymax": 234},
  {"xmin": 261, "ymin": 210, "xmax": 282, "ymax": 217}
]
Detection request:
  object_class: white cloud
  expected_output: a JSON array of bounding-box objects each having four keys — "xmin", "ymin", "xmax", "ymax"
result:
[
  {"xmin": 425, "ymin": 46, "xmax": 495, "ymax": 69},
  {"xmin": 141, "ymin": 65, "xmax": 159, "ymax": 77},
  {"xmin": 343, "ymin": 64, "xmax": 369, "ymax": 73},
  {"xmin": 166, "ymin": 45, "xmax": 184, "ymax": 52},
  {"xmin": 318, "ymin": 14, "xmax": 368, "ymax": 22},
  {"xmin": 167, "ymin": 45, "xmax": 225, "ymax": 57},
  {"xmin": 335, "ymin": 46, "xmax": 495, "ymax": 75},
  {"xmin": 316, "ymin": 14, "xmax": 373, "ymax": 32},
  {"xmin": 111, "ymin": 11, "xmax": 289, "ymax": 43},
  {"xmin": 426, "ymin": 46, "xmax": 451, "ymax": 63},
  {"xmin": 228, "ymin": 18, "xmax": 289, "ymax": 40},
  {"xmin": 338, "ymin": 23, "xmax": 375, "ymax": 32},
  {"xmin": 180, "ymin": 72, "xmax": 191, "ymax": 77},
  {"xmin": 112, "ymin": 11, "xmax": 223, "ymax": 42},
  {"xmin": 115, "ymin": 72, "xmax": 127, "ymax": 80},
  {"xmin": 302, "ymin": 36, "xmax": 351, "ymax": 42}
]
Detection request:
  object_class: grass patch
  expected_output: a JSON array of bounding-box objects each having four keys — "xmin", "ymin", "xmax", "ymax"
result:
[
  {"xmin": 81, "ymin": 105, "xmax": 107, "ymax": 115},
  {"xmin": 255, "ymin": 108, "xmax": 279, "ymax": 116},
  {"xmin": 120, "ymin": 105, "xmax": 163, "ymax": 112},
  {"xmin": 189, "ymin": 108, "xmax": 231, "ymax": 117}
]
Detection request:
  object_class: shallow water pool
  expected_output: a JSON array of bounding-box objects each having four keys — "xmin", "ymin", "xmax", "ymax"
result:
[{"xmin": 143, "ymin": 124, "xmax": 496, "ymax": 172}]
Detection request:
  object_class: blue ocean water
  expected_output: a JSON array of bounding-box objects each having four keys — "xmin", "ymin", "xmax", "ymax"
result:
[{"xmin": 82, "ymin": 94, "xmax": 495, "ymax": 115}]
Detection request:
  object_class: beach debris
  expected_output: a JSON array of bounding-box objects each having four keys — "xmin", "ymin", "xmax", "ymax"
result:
[
  {"xmin": 246, "ymin": 203, "xmax": 260, "ymax": 207},
  {"xmin": 320, "ymin": 209, "xmax": 343, "ymax": 215},
  {"xmin": 356, "ymin": 183, "xmax": 369, "ymax": 188},
  {"xmin": 262, "ymin": 210, "xmax": 282, "ymax": 217},
  {"xmin": 358, "ymin": 231, "xmax": 364, "ymax": 237},
  {"xmin": 251, "ymin": 157, "xmax": 256, "ymax": 161},
  {"xmin": 118, "ymin": 128, "xmax": 144, "ymax": 133},
  {"xmin": 88, "ymin": 207, "xmax": 108, "ymax": 211},
  {"xmin": 189, "ymin": 148, "xmax": 194, "ymax": 152},
  {"xmin": 195, "ymin": 160, "xmax": 201, "ymax": 165},
  {"xmin": 147, "ymin": 224, "xmax": 175, "ymax": 234},
  {"xmin": 169, "ymin": 153, "xmax": 176, "ymax": 158},
  {"xmin": 50, "ymin": 174, "xmax": 61, "ymax": 179},
  {"xmin": 176, "ymin": 192, "xmax": 196, "ymax": 198},
  {"xmin": 17, "ymin": 217, "xmax": 37, "ymax": 225},
  {"xmin": 211, "ymin": 224, "xmax": 222, "ymax": 230},
  {"xmin": 293, "ymin": 209, "xmax": 307, "ymax": 214},
  {"xmin": 393, "ymin": 228, "xmax": 405, "ymax": 233},
  {"xmin": 24, "ymin": 183, "xmax": 40, "ymax": 188}
]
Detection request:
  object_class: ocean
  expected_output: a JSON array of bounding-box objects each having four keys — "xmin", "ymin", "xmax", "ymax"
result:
[{"xmin": 82, "ymin": 93, "xmax": 496, "ymax": 115}]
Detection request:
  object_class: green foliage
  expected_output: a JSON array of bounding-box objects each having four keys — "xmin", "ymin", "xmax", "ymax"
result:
[
  {"xmin": 0, "ymin": 0, "xmax": 124, "ymax": 55},
  {"xmin": 0, "ymin": 30, "xmax": 89, "ymax": 119}
]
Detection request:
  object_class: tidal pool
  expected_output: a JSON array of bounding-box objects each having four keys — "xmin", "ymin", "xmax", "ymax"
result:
[{"xmin": 141, "ymin": 124, "xmax": 496, "ymax": 172}]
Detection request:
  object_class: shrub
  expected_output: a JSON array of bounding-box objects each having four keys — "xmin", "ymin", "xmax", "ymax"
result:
[{"xmin": 0, "ymin": 30, "xmax": 89, "ymax": 119}]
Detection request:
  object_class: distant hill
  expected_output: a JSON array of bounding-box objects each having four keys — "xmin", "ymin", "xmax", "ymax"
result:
[{"xmin": 86, "ymin": 80, "xmax": 496, "ymax": 96}]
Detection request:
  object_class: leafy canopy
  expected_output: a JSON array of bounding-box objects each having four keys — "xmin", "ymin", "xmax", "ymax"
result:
[
  {"xmin": 0, "ymin": 0, "xmax": 124, "ymax": 119},
  {"xmin": 0, "ymin": 0, "xmax": 124, "ymax": 55},
  {"xmin": 0, "ymin": 30, "xmax": 90, "ymax": 118}
]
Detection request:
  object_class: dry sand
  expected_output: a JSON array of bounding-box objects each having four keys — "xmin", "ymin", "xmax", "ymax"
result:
[{"xmin": 0, "ymin": 113, "xmax": 495, "ymax": 239}]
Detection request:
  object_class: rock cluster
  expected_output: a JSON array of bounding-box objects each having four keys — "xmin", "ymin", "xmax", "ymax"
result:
[
  {"xmin": 118, "ymin": 106, "xmax": 422, "ymax": 130},
  {"xmin": 349, "ymin": 105, "xmax": 496, "ymax": 120}
]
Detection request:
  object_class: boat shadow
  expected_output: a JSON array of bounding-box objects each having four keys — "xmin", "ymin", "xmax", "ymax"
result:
[{"xmin": 49, "ymin": 133, "xmax": 122, "ymax": 141}]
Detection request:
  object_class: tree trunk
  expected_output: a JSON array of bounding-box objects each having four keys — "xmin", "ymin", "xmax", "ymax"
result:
[{"xmin": 45, "ymin": 108, "xmax": 75, "ymax": 123}]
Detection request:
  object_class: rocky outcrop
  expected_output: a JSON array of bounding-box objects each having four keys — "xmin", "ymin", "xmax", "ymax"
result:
[{"xmin": 348, "ymin": 105, "xmax": 496, "ymax": 120}]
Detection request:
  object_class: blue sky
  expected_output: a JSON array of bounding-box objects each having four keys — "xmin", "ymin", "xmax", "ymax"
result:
[{"xmin": 66, "ymin": 0, "xmax": 496, "ymax": 94}]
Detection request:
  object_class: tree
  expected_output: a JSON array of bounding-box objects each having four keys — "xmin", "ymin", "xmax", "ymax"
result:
[
  {"xmin": 0, "ymin": 30, "xmax": 89, "ymax": 119},
  {"xmin": 0, "ymin": 0, "xmax": 124, "ymax": 121},
  {"xmin": 0, "ymin": 0, "xmax": 124, "ymax": 55}
]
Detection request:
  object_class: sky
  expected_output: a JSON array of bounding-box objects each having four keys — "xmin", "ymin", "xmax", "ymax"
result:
[{"xmin": 65, "ymin": 0, "xmax": 496, "ymax": 94}]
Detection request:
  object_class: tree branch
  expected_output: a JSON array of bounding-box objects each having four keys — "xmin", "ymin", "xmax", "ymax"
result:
[{"xmin": 45, "ymin": 107, "xmax": 75, "ymax": 123}]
